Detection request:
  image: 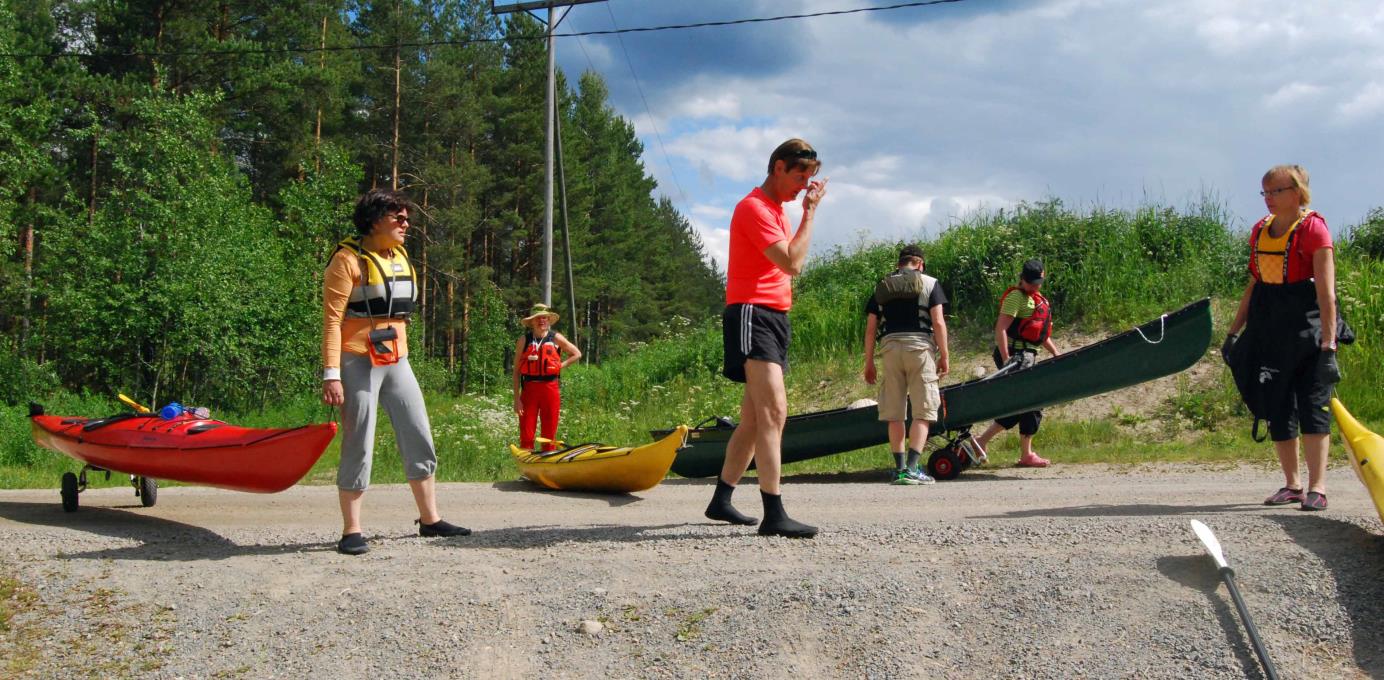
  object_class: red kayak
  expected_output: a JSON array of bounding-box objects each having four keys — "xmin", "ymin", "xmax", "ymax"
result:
[{"xmin": 31, "ymin": 410, "xmax": 337, "ymax": 498}]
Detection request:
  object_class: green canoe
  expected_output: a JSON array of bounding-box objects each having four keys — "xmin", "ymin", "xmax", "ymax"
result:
[{"xmin": 658, "ymin": 297, "xmax": 1212, "ymax": 479}]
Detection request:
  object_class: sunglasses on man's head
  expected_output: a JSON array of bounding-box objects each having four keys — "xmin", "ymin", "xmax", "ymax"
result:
[{"xmin": 789, "ymin": 148, "xmax": 818, "ymax": 160}]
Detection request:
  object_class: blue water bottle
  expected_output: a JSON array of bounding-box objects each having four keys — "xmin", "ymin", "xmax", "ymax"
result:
[{"xmin": 159, "ymin": 402, "xmax": 185, "ymax": 420}]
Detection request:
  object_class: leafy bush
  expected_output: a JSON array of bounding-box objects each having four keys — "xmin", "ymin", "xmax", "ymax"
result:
[
  {"xmin": 0, "ymin": 352, "xmax": 57, "ymax": 407},
  {"xmin": 1340, "ymin": 207, "xmax": 1384, "ymax": 260},
  {"xmin": 792, "ymin": 198, "xmax": 1245, "ymax": 361}
]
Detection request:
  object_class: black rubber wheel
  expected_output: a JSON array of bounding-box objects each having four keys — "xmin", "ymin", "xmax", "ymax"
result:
[
  {"xmin": 60, "ymin": 472, "xmax": 79, "ymax": 512},
  {"xmin": 137, "ymin": 476, "xmax": 157, "ymax": 507},
  {"xmin": 927, "ymin": 447, "xmax": 962, "ymax": 481}
]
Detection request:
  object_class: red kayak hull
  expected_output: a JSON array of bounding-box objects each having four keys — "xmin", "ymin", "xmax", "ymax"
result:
[{"xmin": 31, "ymin": 414, "xmax": 338, "ymax": 493}]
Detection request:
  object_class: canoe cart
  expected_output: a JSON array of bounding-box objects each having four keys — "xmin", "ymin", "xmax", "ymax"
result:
[
  {"xmin": 1329, "ymin": 398, "xmax": 1384, "ymax": 525},
  {"xmin": 30, "ymin": 404, "xmax": 338, "ymax": 512},
  {"xmin": 510, "ymin": 425, "xmax": 688, "ymax": 493},
  {"xmin": 655, "ymin": 298, "xmax": 1212, "ymax": 480}
]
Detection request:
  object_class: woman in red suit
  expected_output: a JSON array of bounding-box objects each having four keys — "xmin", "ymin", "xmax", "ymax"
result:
[{"xmin": 512, "ymin": 303, "xmax": 581, "ymax": 451}]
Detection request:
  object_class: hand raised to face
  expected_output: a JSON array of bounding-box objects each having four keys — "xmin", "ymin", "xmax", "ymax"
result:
[{"xmin": 803, "ymin": 177, "xmax": 829, "ymax": 211}]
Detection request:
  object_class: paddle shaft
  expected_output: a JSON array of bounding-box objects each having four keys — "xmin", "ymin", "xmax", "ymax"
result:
[{"xmin": 1220, "ymin": 567, "xmax": 1280, "ymax": 680}]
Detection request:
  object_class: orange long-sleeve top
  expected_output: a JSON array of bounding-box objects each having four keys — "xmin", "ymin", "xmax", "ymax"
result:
[{"xmin": 321, "ymin": 238, "xmax": 410, "ymax": 380}]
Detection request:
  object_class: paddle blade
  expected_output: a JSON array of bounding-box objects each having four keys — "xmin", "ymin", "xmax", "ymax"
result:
[{"xmin": 1191, "ymin": 520, "xmax": 1229, "ymax": 569}]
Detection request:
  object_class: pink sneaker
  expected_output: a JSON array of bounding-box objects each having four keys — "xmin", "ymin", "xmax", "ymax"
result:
[{"xmin": 1016, "ymin": 452, "xmax": 1050, "ymax": 468}]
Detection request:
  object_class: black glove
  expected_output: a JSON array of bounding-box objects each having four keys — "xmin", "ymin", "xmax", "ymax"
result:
[
  {"xmin": 1315, "ymin": 350, "xmax": 1341, "ymax": 386},
  {"xmin": 1219, "ymin": 333, "xmax": 1237, "ymax": 366}
]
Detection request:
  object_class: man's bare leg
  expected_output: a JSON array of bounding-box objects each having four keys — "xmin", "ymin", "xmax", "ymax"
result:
[{"xmin": 705, "ymin": 375, "xmax": 761, "ymax": 525}]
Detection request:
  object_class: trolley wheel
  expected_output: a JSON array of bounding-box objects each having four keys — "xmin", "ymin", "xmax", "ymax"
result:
[
  {"xmin": 137, "ymin": 476, "xmax": 157, "ymax": 507},
  {"xmin": 927, "ymin": 447, "xmax": 963, "ymax": 481},
  {"xmin": 60, "ymin": 472, "xmax": 79, "ymax": 512}
]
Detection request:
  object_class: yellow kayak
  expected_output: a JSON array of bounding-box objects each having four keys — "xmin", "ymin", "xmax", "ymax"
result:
[
  {"xmin": 1328, "ymin": 398, "xmax": 1384, "ymax": 524},
  {"xmin": 509, "ymin": 426, "xmax": 688, "ymax": 493}
]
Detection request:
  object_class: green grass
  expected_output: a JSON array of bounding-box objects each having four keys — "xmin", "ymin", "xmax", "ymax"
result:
[{"xmin": 5, "ymin": 198, "xmax": 1384, "ymax": 488}]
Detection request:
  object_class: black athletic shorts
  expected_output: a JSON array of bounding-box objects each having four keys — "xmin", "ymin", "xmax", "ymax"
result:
[{"xmin": 722, "ymin": 303, "xmax": 790, "ymax": 383}]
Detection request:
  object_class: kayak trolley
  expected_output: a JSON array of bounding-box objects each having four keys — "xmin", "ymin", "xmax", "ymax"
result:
[
  {"xmin": 926, "ymin": 429, "xmax": 987, "ymax": 481},
  {"xmin": 59, "ymin": 464, "xmax": 157, "ymax": 512}
]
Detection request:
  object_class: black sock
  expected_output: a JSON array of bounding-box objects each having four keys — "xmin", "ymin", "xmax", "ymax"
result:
[
  {"xmin": 892, "ymin": 452, "xmax": 905, "ymax": 470},
  {"xmin": 705, "ymin": 478, "xmax": 758, "ymax": 525},
  {"xmin": 906, "ymin": 449, "xmax": 922, "ymax": 471},
  {"xmin": 757, "ymin": 490, "xmax": 818, "ymax": 539}
]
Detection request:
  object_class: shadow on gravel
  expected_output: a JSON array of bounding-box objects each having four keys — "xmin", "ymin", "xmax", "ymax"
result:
[
  {"xmin": 0, "ymin": 501, "xmax": 331, "ymax": 561},
  {"xmin": 970, "ymin": 502, "xmax": 1264, "ymax": 519},
  {"xmin": 440, "ymin": 523, "xmax": 715, "ymax": 549},
  {"xmin": 1156, "ymin": 554, "xmax": 1267, "ymax": 679},
  {"xmin": 1270, "ymin": 514, "xmax": 1384, "ymax": 676},
  {"xmin": 489, "ymin": 480, "xmax": 645, "ymax": 507},
  {"xmin": 658, "ymin": 470, "xmax": 1017, "ymax": 485}
]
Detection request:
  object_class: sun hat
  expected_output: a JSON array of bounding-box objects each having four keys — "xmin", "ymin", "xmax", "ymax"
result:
[{"xmin": 522, "ymin": 303, "xmax": 559, "ymax": 326}]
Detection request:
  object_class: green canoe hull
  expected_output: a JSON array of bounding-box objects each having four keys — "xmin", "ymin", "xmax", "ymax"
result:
[{"xmin": 660, "ymin": 298, "xmax": 1212, "ymax": 478}]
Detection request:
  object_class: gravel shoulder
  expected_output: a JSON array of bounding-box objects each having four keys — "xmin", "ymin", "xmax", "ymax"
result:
[{"xmin": 1, "ymin": 463, "xmax": 1382, "ymax": 679}]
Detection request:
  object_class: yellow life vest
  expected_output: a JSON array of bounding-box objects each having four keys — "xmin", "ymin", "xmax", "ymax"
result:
[{"xmin": 333, "ymin": 236, "xmax": 417, "ymax": 319}]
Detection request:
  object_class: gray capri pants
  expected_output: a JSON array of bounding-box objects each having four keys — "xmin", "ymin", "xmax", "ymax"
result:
[{"xmin": 338, "ymin": 353, "xmax": 438, "ymax": 490}]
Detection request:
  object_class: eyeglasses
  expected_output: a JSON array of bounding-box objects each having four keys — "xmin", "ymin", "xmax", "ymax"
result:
[{"xmin": 1259, "ymin": 186, "xmax": 1295, "ymax": 198}]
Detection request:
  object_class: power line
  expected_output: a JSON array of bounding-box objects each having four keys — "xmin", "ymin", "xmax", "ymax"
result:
[
  {"xmin": 0, "ymin": 1, "xmax": 968, "ymax": 59},
  {"xmin": 604, "ymin": 2, "xmax": 689, "ymax": 208}
]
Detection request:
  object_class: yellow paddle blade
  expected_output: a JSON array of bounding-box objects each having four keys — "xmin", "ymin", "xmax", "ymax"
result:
[
  {"xmin": 117, "ymin": 393, "xmax": 151, "ymax": 413},
  {"xmin": 534, "ymin": 436, "xmax": 565, "ymax": 447}
]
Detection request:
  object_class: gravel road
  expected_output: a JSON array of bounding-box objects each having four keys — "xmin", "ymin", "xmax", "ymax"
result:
[{"xmin": 1, "ymin": 463, "xmax": 1381, "ymax": 679}]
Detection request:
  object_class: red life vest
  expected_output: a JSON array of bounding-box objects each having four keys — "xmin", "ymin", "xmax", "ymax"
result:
[
  {"xmin": 519, "ymin": 331, "xmax": 562, "ymax": 378},
  {"xmin": 1000, "ymin": 286, "xmax": 1052, "ymax": 344},
  {"xmin": 1247, "ymin": 211, "xmax": 1316, "ymax": 284}
]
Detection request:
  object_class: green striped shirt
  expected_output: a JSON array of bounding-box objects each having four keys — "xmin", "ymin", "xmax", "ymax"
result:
[{"xmin": 1000, "ymin": 289, "xmax": 1041, "ymax": 351}]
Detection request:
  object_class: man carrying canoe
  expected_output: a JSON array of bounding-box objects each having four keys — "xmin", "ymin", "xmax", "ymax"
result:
[
  {"xmin": 703, "ymin": 138, "xmax": 828, "ymax": 539},
  {"xmin": 973, "ymin": 259, "xmax": 1060, "ymax": 468},
  {"xmin": 862, "ymin": 244, "xmax": 949, "ymax": 485}
]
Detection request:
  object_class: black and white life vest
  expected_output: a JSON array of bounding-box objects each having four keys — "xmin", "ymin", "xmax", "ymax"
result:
[
  {"xmin": 873, "ymin": 268, "xmax": 938, "ymax": 337},
  {"xmin": 333, "ymin": 236, "xmax": 417, "ymax": 319}
]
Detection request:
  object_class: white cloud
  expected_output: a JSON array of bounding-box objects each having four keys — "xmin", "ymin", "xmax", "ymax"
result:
[
  {"xmin": 1264, "ymin": 82, "xmax": 1326, "ymax": 108},
  {"xmin": 665, "ymin": 124, "xmax": 800, "ymax": 182},
  {"xmin": 690, "ymin": 202, "xmax": 730, "ymax": 221},
  {"xmin": 1337, "ymin": 82, "xmax": 1384, "ymax": 122},
  {"xmin": 673, "ymin": 93, "xmax": 742, "ymax": 120},
  {"xmin": 688, "ymin": 215, "xmax": 730, "ymax": 272},
  {"xmin": 590, "ymin": 0, "xmax": 1384, "ymax": 258}
]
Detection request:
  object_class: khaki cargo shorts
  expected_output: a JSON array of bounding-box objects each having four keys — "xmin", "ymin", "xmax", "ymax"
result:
[{"xmin": 876, "ymin": 335, "xmax": 940, "ymax": 423}]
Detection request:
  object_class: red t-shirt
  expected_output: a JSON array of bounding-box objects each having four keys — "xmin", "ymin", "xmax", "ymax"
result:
[
  {"xmin": 726, "ymin": 187, "xmax": 792, "ymax": 309},
  {"xmin": 1248, "ymin": 211, "xmax": 1332, "ymax": 284}
]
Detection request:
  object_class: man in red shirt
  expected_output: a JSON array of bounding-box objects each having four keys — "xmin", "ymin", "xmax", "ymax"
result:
[{"xmin": 704, "ymin": 138, "xmax": 828, "ymax": 538}]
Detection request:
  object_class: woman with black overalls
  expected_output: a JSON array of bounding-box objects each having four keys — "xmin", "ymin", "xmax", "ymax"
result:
[{"xmin": 1225, "ymin": 165, "xmax": 1340, "ymax": 511}]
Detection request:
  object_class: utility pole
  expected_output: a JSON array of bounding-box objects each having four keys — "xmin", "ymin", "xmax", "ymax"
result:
[{"xmin": 491, "ymin": 0, "xmax": 606, "ymax": 306}]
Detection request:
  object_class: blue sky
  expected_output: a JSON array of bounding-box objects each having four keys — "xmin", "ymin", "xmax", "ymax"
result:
[{"xmin": 542, "ymin": 0, "xmax": 1384, "ymax": 269}]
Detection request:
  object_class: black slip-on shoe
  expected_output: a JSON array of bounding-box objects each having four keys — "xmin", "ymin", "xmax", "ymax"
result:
[
  {"xmin": 418, "ymin": 519, "xmax": 472, "ymax": 537},
  {"xmin": 337, "ymin": 532, "xmax": 369, "ymax": 555}
]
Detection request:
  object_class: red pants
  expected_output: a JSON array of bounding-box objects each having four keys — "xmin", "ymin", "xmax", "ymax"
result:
[{"xmin": 519, "ymin": 379, "xmax": 561, "ymax": 451}]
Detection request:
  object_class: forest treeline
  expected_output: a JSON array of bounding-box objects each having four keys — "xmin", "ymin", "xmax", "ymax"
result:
[{"xmin": 0, "ymin": 0, "xmax": 725, "ymax": 409}]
